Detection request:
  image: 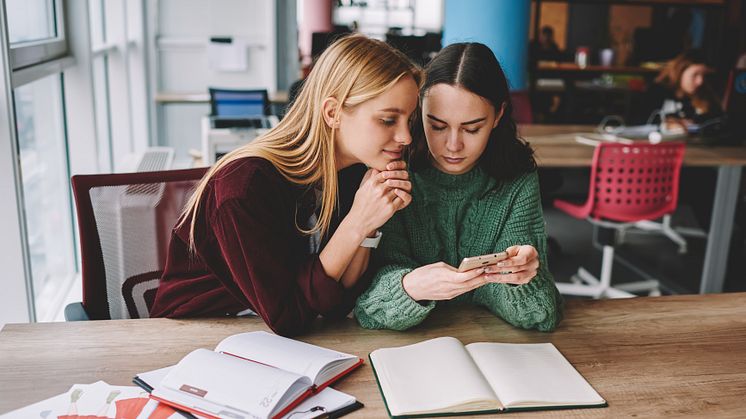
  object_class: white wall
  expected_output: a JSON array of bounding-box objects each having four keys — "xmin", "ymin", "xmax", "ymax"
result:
[
  {"xmin": 153, "ymin": 0, "xmax": 278, "ymax": 161},
  {"xmin": 415, "ymin": 0, "xmax": 443, "ymax": 31}
]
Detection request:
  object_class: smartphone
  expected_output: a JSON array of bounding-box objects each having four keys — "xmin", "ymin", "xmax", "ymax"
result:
[{"xmin": 457, "ymin": 251, "xmax": 509, "ymax": 272}]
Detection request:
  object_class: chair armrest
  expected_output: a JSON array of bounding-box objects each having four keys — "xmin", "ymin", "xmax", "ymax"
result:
[{"xmin": 64, "ymin": 302, "xmax": 91, "ymax": 321}]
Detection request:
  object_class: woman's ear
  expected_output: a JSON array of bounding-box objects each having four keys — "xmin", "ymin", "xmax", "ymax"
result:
[
  {"xmin": 322, "ymin": 97, "xmax": 340, "ymax": 128},
  {"xmin": 493, "ymin": 102, "xmax": 507, "ymax": 129}
]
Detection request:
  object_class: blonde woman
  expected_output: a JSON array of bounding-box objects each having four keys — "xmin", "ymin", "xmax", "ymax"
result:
[{"xmin": 151, "ymin": 35, "xmax": 421, "ymax": 336}]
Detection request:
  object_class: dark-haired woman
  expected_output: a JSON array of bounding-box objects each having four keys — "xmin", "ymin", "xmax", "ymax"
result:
[{"xmin": 354, "ymin": 43, "xmax": 563, "ymax": 332}]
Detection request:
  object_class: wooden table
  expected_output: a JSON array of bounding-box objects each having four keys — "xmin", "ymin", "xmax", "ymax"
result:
[
  {"xmin": 520, "ymin": 124, "xmax": 746, "ymax": 167},
  {"xmin": 2, "ymin": 293, "xmax": 746, "ymax": 417},
  {"xmin": 520, "ymin": 125, "xmax": 746, "ymax": 294}
]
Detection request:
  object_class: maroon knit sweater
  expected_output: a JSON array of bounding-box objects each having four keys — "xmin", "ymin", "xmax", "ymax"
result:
[{"xmin": 150, "ymin": 157, "xmax": 367, "ymax": 336}]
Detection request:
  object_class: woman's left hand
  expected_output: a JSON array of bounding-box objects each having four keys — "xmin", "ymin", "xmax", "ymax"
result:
[{"xmin": 484, "ymin": 245, "xmax": 540, "ymax": 285}]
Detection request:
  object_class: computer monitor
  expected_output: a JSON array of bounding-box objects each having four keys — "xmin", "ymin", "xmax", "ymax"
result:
[
  {"xmin": 208, "ymin": 88, "xmax": 269, "ymax": 117},
  {"xmin": 386, "ymin": 33, "xmax": 428, "ymax": 66},
  {"xmin": 311, "ymin": 27, "xmax": 351, "ymax": 60}
]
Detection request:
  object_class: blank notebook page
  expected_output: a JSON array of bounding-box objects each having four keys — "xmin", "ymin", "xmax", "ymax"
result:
[
  {"xmin": 465, "ymin": 342, "xmax": 604, "ymax": 407},
  {"xmin": 372, "ymin": 337, "xmax": 497, "ymax": 415}
]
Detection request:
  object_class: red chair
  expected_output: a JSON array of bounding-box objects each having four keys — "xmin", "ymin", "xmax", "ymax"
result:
[
  {"xmin": 65, "ymin": 168, "xmax": 207, "ymax": 320},
  {"xmin": 553, "ymin": 142, "xmax": 686, "ymax": 298}
]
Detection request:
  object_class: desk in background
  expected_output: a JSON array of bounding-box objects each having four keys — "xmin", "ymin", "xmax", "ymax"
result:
[
  {"xmin": 521, "ymin": 124, "xmax": 746, "ymax": 294},
  {"xmin": 155, "ymin": 91, "xmax": 289, "ymax": 105},
  {"xmin": 200, "ymin": 115, "xmax": 279, "ymax": 165},
  {"xmin": 156, "ymin": 91, "xmax": 290, "ymax": 128},
  {"xmin": 1, "ymin": 293, "xmax": 745, "ymax": 417}
]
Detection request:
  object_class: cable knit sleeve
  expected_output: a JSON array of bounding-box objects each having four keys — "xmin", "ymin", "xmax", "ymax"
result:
[
  {"xmin": 472, "ymin": 172, "xmax": 564, "ymax": 332},
  {"xmin": 354, "ymin": 210, "xmax": 435, "ymax": 330}
]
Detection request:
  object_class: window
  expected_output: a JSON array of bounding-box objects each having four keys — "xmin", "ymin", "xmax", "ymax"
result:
[
  {"xmin": 89, "ymin": 0, "xmax": 114, "ymax": 171},
  {"xmin": 2, "ymin": 0, "xmax": 74, "ymax": 323},
  {"xmin": 92, "ymin": 55, "xmax": 114, "ymax": 171},
  {"xmin": 1, "ymin": 0, "xmax": 152, "ymax": 324},
  {"xmin": 6, "ymin": 0, "xmax": 57, "ymax": 44},
  {"xmin": 6, "ymin": 0, "xmax": 68, "ymax": 70},
  {"xmin": 89, "ymin": 0, "xmax": 150, "ymax": 172},
  {"xmin": 13, "ymin": 74, "xmax": 76, "ymax": 322}
]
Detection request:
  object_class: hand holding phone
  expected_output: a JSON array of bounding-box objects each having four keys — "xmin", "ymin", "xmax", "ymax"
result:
[
  {"xmin": 479, "ymin": 245, "xmax": 541, "ymax": 285},
  {"xmin": 457, "ymin": 251, "xmax": 509, "ymax": 272}
]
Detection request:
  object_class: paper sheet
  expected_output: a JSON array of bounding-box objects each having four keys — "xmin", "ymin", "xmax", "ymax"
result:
[{"xmin": 0, "ymin": 381, "xmax": 156, "ymax": 419}]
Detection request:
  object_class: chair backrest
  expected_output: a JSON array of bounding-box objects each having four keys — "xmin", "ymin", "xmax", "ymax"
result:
[
  {"xmin": 71, "ymin": 168, "xmax": 208, "ymax": 320},
  {"xmin": 586, "ymin": 142, "xmax": 685, "ymax": 222},
  {"xmin": 209, "ymin": 88, "xmax": 269, "ymax": 117},
  {"xmin": 510, "ymin": 90, "xmax": 533, "ymax": 124}
]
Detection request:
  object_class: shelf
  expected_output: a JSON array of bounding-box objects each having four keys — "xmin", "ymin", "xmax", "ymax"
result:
[
  {"xmin": 537, "ymin": 62, "xmax": 658, "ymax": 74},
  {"xmin": 532, "ymin": 0, "xmax": 723, "ymax": 7}
]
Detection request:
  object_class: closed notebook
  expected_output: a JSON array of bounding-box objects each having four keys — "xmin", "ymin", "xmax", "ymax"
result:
[
  {"xmin": 370, "ymin": 337, "xmax": 606, "ymax": 418},
  {"xmin": 150, "ymin": 331, "xmax": 363, "ymax": 419}
]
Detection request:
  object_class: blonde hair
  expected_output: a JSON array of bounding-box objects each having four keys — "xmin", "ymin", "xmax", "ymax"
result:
[{"xmin": 181, "ymin": 34, "xmax": 421, "ymax": 251}]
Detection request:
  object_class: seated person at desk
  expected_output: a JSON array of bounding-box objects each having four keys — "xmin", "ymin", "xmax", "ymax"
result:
[
  {"xmin": 634, "ymin": 50, "xmax": 724, "ymax": 130},
  {"xmin": 529, "ymin": 25, "xmax": 563, "ymax": 64},
  {"xmin": 150, "ymin": 35, "xmax": 421, "ymax": 336},
  {"xmin": 354, "ymin": 43, "xmax": 563, "ymax": 332},
  {"xmin": 634, "ymin": 50, "xmax": 725, "ymax": 230}
]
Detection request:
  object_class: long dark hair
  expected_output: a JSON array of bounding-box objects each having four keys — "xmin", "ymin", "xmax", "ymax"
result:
[{"xmin": 408, "ymin": 42, "xmax": 536, "ymax": 184}]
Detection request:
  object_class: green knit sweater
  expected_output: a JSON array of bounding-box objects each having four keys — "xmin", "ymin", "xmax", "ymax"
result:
[{"xmin": 354, "ymin": 165, "xmax": 563, "ymax": 332}]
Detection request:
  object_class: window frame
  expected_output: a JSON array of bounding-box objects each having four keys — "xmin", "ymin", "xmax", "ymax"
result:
[
  {"xmin": 0, "ymin": 0, "xmax": 36, "ymax": 324},
  {"xmin": 0, "ymin": 0, "xmax": 159, "ymax": 324},
  {"xmin": 8, "ymin": 0, "xmax": 69, "ymax": 71}
]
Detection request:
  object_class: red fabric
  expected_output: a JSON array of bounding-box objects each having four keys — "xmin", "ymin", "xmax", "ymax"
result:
[
  {"xmin": 150, "ymin": 157, "xmax": 366, "ymax": 336},
  {"xmin": 510, "ymin": 90, "xmax": 533, "ymax": 124},
  {"xmin": 113, "ymin": 397, "xmax": 150, "ymax": 418}
]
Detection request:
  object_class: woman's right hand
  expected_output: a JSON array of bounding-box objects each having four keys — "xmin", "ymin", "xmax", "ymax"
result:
[
  {"xmin": 346, "ymin": 161, "xmax": 412, "ymax": 236},
  {"xmin": 402, "ymin": 262, "xmax": 488, "ymax": 301}
]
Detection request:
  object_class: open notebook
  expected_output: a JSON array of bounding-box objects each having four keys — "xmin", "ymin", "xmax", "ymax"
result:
[
  {"xmin": 370, "ymin": 337, "xmax": 606, "ymax": 418},
  {"xmin": 135, "ymin": 366, "xmax": 360, "ymax": 419},
  {"xmin": 149, "ymin": 331, "xmax": 363, "ymax": 419}
]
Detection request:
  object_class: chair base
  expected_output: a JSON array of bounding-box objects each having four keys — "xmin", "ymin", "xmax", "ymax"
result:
[
  {"xmin": 557, "ymin": 245, "xmax": 662, "ymax": 299},
  {"xmin": 616, "ymin": 214, "xmax": 707, "ymax": 255}
]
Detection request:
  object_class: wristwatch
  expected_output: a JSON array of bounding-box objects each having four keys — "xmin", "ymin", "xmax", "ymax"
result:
[{"xmin": 360, "ymin": 230, "xmax": 383, "ymax": 248}]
